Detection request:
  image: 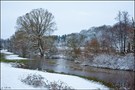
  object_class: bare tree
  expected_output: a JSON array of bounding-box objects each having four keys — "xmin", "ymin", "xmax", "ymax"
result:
[
  {"xmin": 66, "ymin": 33, "xmax": 85, "ymax": 60},
  {"xmin": 115, "ymin": 11, "xmax": 124, "ymax": 53},
  {"xmin": 131, "ymin": 17, "xmax": 135, "ymax": 55},
  {"xmin": 10, "ymin": 30, "xmax": 29, "ymax": 57},
  {"xmin": 122, "ymin": 11, "xmax": 130, "ymax": 52},
  {"xmin": 115, "ymin": 11, "xmax": 131, "ymax": 54},
  {"xmin": 85, "ymin": 38, "xmax": 100, "ymax": 55},
  {"xmin": 16, "ymin": 8, "xmax": 56, "ymax": 58}
]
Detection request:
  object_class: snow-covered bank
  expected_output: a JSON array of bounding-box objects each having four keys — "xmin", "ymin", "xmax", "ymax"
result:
[
  {"xmin": 1, "ymin": 49, "xmax": 27, "ymax": 60},
  {"xmin": 83, "ymin": 53, "xmax": 134, "ymax": 71},
  {"xmin": 1, "ymin": 62, "xmax": 109, "ymax": 89},
  {"xmin": 0, "ymin": 49, "xmax": 13, "ymax": 55}
]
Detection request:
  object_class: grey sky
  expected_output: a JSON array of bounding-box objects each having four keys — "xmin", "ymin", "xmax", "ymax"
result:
[{"xmin": 1, "ymin": 1, "xmax": 134, "ymax": 39}]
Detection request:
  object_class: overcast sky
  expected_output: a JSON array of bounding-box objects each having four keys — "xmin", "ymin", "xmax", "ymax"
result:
[{"xmin": 1, "ymin": 1, "xmax": 134, "ymax": 39}]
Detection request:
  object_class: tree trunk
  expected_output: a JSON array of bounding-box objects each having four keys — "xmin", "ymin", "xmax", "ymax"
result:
[
  {"xmin": 133, "ymin": 25, "xmax": 135, "ymax": 72},
  {"xmin": 127, "ymin": 43, "xmax": 131, "ymax": 53},
  {"xmin": 123, "ymin": 36, "xmax": 126, "ymax": 53},
  {"xmin": 37, "ymin": 56, "xmax": 44, "ymax": 70}
]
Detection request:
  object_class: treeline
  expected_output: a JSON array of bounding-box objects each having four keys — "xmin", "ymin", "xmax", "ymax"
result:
[
  {"xmin": 1, "ymin": 10, "xmax": 134, "ymax": 61},
  {"xmin": 63, "ymin": 11, "xmax": 134, "ymax": 60}
]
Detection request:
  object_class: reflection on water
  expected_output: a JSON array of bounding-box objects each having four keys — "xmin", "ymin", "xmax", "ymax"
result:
[{"xmin": 25, "ymin": 57, "xmax": 135, "ymax": 90}]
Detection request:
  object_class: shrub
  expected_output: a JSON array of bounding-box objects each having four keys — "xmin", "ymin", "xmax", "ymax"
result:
[
  {"xmin": 21, "ymin": 74, "xmax": 45, "ymax": 87},
  {"xmin": 21, "ymin": 73, "xmax": 74, "ymax": 89},
  {"xmin": 46, "ymin": 80, "xmax": 73, "ymax": 90}
]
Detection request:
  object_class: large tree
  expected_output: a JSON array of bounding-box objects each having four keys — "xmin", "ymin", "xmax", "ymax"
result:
[{"xmin": 16, "ymin": 8, "xmax": 56, "ymax": 58}]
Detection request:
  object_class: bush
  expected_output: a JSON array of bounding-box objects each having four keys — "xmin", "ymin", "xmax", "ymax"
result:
[
  {"xmin": 21, "ymin": 74, "xmax": 45, "ymax": 87},
  {"xmin": 46, "ymin": 80, "xmax": 73, "ymax": 90},
  {"xmin": 21, "ymin": 73, "xmax": 74, "ymax": 89}
]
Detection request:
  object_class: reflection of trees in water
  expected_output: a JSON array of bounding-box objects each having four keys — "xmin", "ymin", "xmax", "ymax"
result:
[
  {"xmin": 114, "ymin": 71, "xmax": 134, "ymax": 89},
  {"xmin": 126, "ymin": 72, "xmax": 135, "ymax": 90}
]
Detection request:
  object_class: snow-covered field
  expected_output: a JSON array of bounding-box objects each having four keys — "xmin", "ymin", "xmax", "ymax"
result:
[
  {"xmin": 1, "ymin": 50, "xmax": 27, "ymax": 60},
  {"xmin": 1, "ymin": 63, "xmax": 109, "ymax": 90}
]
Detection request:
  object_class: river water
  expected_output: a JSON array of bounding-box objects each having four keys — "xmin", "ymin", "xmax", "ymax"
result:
[{"xmin": 25, "ymin": 58, "xmax": 135, "ymax": 90}]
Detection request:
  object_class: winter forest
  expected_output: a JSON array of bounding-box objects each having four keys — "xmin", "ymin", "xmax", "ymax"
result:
[{"xmin": 1, "ymin": 2, "xmax": 135, "ymax": 90}]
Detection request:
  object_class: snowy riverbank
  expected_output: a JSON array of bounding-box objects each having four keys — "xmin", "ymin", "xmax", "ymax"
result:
[
  {"xmin": 1, "ymin": 49, "xmax": 134, "ymax": 71},
  {"xmin": 1, "ymin": 49, "xmax": 27, "ymax": 60},
  {"xmin": 82, "ymin": 53, "xmax": 135, "ymax": 71},
  {"xmin": 1, "ymin": 62, "xmax": 109, "ymax": 89}
]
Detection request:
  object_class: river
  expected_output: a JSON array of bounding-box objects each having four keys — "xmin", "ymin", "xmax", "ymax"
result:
[{"xmin": 25, "ymin": 57, "xmax": 135, "ymax": 90}]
